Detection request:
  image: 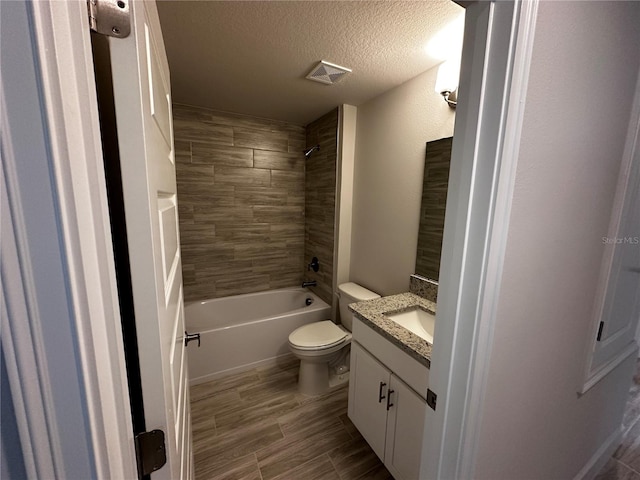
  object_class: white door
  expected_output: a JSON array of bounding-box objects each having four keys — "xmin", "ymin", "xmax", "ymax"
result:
[
  {"xmin": 109, "ymin": 1, "xmax": 192, "ymax": 478},
  {"xmin": 586, "ymin": 144, "xmax": 640, "ymax": 384}
]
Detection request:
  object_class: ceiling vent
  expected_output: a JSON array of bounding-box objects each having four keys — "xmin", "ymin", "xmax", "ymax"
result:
[{"xmin": 305, "ymin": 60, "xmax": 352, "ymax": 85}]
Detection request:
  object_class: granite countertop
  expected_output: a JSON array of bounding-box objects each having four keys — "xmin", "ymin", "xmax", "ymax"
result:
[{"xmin": 349, "ymin": 292, "xmax": 435, "ymax": 368}]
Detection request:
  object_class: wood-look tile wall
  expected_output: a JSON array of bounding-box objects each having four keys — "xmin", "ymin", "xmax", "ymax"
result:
[
  {"xmin": 174, "ymin": 104, "xmax": 306, "ymax": 302},
  {"xmin": 415, "ymin": 137, "xmax": 452, "ymax": 281},
  {"xmin": 303, "ymin": 109, "xmax": 339, "ymax": 306}
]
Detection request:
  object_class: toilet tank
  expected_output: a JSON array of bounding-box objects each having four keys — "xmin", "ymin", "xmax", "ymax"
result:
[{"xmin": 337, "ymin": 282, "xmax": 380, "ymax": 332}]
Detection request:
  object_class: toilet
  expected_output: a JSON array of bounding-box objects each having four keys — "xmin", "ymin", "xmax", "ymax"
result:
[{"xmin": 288, "ymin": 282, "xmax": 380, "ymax": 395}]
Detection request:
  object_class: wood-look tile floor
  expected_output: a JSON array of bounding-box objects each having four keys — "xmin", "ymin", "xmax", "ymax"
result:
[
  {"xmin": 596, "ymin": 360, "xmax": 640, "ymax": 480},
  {"xmin": 190, "ymin": 355, "xmax": 392, "ymax": 480}
]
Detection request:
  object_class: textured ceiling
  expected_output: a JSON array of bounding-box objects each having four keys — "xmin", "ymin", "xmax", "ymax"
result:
[{"xmin": 157, "ymin": 1, "xmax": 464, "ymax": 126}]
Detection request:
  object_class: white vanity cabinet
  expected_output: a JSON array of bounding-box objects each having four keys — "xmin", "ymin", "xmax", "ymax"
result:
[{"xmin": 348, "ymin": 340, "xmax": 427, "ymax": 480}]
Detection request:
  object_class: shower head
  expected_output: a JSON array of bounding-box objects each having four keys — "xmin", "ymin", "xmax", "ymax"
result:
[{"xmin": 303, "ymin": 145, "xmax": 320, "ymax": 159}]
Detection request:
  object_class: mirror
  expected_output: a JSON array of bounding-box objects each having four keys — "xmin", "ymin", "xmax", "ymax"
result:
[{"xmin": 415, "ymin": 137, "xmax": 453, "ymax": 281}]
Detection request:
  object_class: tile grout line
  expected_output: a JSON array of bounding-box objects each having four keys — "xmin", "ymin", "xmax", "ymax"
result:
[
  {"xmin": 326, "ymin": 451, "xmax": 344, "ymax": 480},
  {"xmin": 268, "ymin": 452, "xmax": 335, "ymax": 480},
  {"xmin": 254, "ymin": 453, "xmax": 265, "ymax": 480}
]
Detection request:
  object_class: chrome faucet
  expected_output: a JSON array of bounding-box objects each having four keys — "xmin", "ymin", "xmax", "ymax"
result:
[{"xmin": 302, "ymin": 280, "xmax": 317, "ymax": 288}]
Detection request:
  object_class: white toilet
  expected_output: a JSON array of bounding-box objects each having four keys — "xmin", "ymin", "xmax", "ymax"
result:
[{"xmin": 288, "ymin": 282, "xmax": 380, "ymax": 395}]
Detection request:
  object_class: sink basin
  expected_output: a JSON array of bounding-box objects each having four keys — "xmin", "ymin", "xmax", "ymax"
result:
[{"xmin": 385, "ymin": 307, "xmax": 435, "ymax": 343}]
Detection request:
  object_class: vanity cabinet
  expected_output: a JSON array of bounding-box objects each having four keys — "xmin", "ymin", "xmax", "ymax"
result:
[{"xmin": 348, "ymin": 341, "xmax": 426, "ymax": 480}]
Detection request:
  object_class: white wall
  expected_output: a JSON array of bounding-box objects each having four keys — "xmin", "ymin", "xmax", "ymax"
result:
[
  {"xmin": 350, "ymin": 65, "xmax": 456, "ymax": 296},
  {"xmin": 475, "ymin": 2, "xmax": 640, "ymax": 478},
  {"xmin": 334, "ymin": 104, "xmax": 357, "ymax": 311}
]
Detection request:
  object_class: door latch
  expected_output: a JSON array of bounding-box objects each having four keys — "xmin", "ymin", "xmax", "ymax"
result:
[{"xmin": 427, "ymin": 388, "xmax": 437, "ymax": 411}]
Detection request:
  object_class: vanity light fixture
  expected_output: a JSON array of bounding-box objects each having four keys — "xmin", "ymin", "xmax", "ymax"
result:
[
  {"xmin": 440, "ymin": 89, "xmax": 458, "ymax": 109},
  {"xmin": 435, "ymin": 58, "xmax": 460, "ymax": 109}
]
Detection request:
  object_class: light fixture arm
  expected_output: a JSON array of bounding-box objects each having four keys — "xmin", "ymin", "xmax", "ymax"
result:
[{"xmin": 441, "ymin": 90, "xmax": 457, "ymax": 108}]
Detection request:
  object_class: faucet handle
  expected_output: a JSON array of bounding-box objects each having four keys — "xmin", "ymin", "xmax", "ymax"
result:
[{"xmin": 308, "ymin": 257, "xmax": 320, "ymax": 272}]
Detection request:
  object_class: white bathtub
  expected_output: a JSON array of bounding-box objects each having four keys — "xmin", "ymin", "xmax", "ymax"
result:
[{"xmin": 185, "ymin": 287, "xmax": 331, "ymax": 385}]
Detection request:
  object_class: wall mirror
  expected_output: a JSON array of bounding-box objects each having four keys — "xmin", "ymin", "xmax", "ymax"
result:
[{"xmin": 415, "ymin": 137, "xmax": 453, "ymax": 281}]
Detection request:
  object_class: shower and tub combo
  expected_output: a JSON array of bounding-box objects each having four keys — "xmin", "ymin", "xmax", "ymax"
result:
[
  {"xmin": 185, "ymin": 287, "xmax": 330, "ymax": 385},
  {"xmin": 184, "ymin": 282, "xmax": 380, "ymax": 396}
]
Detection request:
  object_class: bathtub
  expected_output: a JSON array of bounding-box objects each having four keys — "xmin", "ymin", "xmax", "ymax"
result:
[{"xmin": 185, "ymin": 287, "xmax": 331, "ymax": 385}]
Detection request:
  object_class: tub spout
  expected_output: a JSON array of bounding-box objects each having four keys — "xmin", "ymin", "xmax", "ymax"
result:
[{"xmin": 302, "ymin": 281, "xmax": 317, "ymax": 288}]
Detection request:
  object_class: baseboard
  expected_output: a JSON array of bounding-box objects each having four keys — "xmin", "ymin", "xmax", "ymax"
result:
[
  {"xmin": 573, "ymin": 426, "xmax": 622, "ymax": 480},
  {"xmin": 189, "ymin": 352, "xmax": 296, "ymax": 386}
]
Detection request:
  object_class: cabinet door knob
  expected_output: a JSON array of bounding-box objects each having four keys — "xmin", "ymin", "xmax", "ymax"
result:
[
  {"xmin": 378, "ymin": 382, "xmax": 387, "ymax": 403},
  {"xmin": 386, "ymin": 389, "xmax": 395, "ymax": 411}
]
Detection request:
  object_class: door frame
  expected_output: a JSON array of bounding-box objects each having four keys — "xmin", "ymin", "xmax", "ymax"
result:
[
  {"xmin": 421, "ymin": 1, "xmax": 539, "ymax": 478},
  {"xmin": 2, "ymin": 0, "xmax": 137, "ymax": 478},
  {"xmin": 3, "ymin": 0, "xmax": 534, "ymax": 478}
]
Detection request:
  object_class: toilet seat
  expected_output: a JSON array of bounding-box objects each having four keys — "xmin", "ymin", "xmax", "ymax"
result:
[{"xmin": 288, "ymin": 321, "xmax": 348, "ymax": 351}]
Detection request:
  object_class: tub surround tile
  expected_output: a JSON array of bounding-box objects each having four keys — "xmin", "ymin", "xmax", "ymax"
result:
[
  {"xmin": 234, "ymin": 127, "xmax": 289, "ymax": 152},
  {"xmin": 214, "ymin": 222, "xmax": 271, "ymax": 241},
  {"xmin": 254, "ymin": 150, "xmax": 303, "ymax": 171},
  {"xmin": 409, "ymin": 274, "xmax": 439, "ymax": 302},
  {"xmin": 252, "ymin": 205, "xmax": 304, "ymax": 223},
  {"xmin": 233, "ymin": 186, "xmax": 288, "ymax": 207},
  {"xmin": 174, "ymin": 104, "xmax": 306, "ymax": 302},
  {"xmin": 175, "ymin": 104, "xmax": 339, "ymax": 304},
  {"xmin": 271, "ymin": 169, "xmax": 305, "ymax": 189},
  {"xmin": 176, "ymin": 164, "xmax": 214, "ymax": 185},
  {"xmin": 214, "ymin": 166, "xmax": 271, "ymax": 187},
  {"xmin": 178, "ymin": 184, "xmax": 236, "ymax": 203},
  {"xmin": 215, "ymin": 275, "xmax": 271, "ymax": 297},
  {"xmin": 288, "ymin": 136, "xmax": 306, "ymax": 154},
  {"xmin": 349, "ymin": 292, "xmax": 435, "ymax": 368},
  {"xmin": 286, "ymin": 190, "xmax": 305, "ymax": 207},
  {"xmin": 191, "ymin": 143, "xmax": 253, "ymax": 168},
  {"xmin": 174, "ymin": 118, "xmax": 234, "ymax": 146},
  {"xmin": 304, "ymin": 109, "xmax": 338, "ymax": 308}
]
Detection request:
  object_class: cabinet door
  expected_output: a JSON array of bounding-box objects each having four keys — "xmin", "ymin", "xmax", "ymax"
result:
[
  {"xmin": 348, "ymin": 342, "xmax": 390, "ymax": 460},
  {"xmin": 384, "ymin": 375, "xmax": 427, "ymax": 480}
]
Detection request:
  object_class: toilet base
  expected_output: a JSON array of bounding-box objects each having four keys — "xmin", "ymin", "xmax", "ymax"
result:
[
  {"xmin": 297, "ymin": 359, "xmax": 350, "ymax": 396},
  {"xmin": 298, "ymin": 360, "xmax": 330, "ymax": 396}
]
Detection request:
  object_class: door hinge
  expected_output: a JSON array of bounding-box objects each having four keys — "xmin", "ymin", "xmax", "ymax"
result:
[
  {"xmin": 597, "ymin": 321, "xmax": 605, "ymax": 342},
  {"xmin": 427, "ymin": 388, "xmax": 437, "ymax": 411},
  {"xmin": 87, "ymin": 0, "xmax": 131, "ymax": 38},
  {"xmin": 134, "ymin": 429, "xmax": 167, "ymax": 477}
]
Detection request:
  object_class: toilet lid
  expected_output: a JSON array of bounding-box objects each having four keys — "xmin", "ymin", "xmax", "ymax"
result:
[{"xmin": 289, "ymin": 321, "xmax": 348, "ymax": 349}]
